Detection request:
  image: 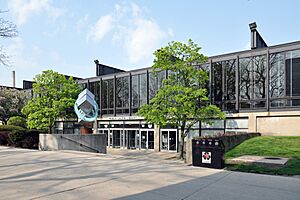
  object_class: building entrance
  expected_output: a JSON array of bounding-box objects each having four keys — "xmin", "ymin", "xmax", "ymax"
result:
[
  {"xmin": 125, "ymin": 130, "xmax": 139, "ymax": 149},
  {"xmin": 112, "ymin": 129, "xmax": 122, "ymax": 148},
  {"xmin": 140, "ymin": 130, "xmax": 154, "ymax": 149},
  {"xmin": 161, "ymin": 129, "xmax": 177, "ymax": 151}
]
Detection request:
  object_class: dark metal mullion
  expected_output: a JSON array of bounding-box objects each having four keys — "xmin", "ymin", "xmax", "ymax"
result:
[
  {"xmin": 129, "ymin": 73, "xmax": 132, "ymax": 116},
  {"xmin": 222, "ymin": 61, "xmax": 226, "ymax": 111},
  {"xmin": 209, "ymin": 60, "xmax": 212, "ymax": 104},
  {"xmin": 99, "ymin": 78, "xmax": 102, "ymax": 117},
  {"xmin": 235, "ymin": 56, "xmax": 240, "ymax": 112},
  {"xmin": 146, "ymin": 70, "xmax": 149, "ymax": 104},
  {"xmin": 266, "ymin": 51, "xmax": 270, "ymax": 111},
  {"xmin": 113, "ymin": 75, "xmax": 116, "ymax": 116},
  {"xmin": 251, "ymin": 57, "xmax": 254, "ymax": 109},
  {"xmin": 137, "ymin": 74, "xmax": 140, "ymax": 109}
]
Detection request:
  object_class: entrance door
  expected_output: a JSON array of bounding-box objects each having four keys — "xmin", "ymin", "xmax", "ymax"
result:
[
  {"xmin": 141, "ymin": 131, "xmax": 147, "ymax": 149},
  {"xmin": 112, "ymin": 130, "xmax": 121, "ymax": 148},
  {"xmin": 140, "ymin": 130, "xmax": 154, "ymax": 150},
  {"xmin": 148, "ymin": 131, "xmax": 154, "ymax": 149},
  {"xmin": 126, "ymin": 130, "xmax": 139, "ymax": 149},
  {"xmin": 161, "ymin": 131, "xmax": 169, "ymax": 150},
  {"xmin": 160, "ymin": 129, "xmax": 177, "ymax": 151},
  {"xmin": 169, "ymin": 131, "xmax": 177, "ymax": 151}
]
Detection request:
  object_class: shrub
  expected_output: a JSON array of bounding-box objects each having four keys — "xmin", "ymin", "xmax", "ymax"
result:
[
  {"xmin": 0, "ymin": 125, "xmax": 25, "ymax": 146},
  {"xmin": 0, "ymin": 125, "xmax": 25, "ymax": 132},
  {"xmin": 0, "ymin": 131, "xmax": 13, "ymax": 145},
  {"xmin": 9, "ymin": 129, "xmax": 26, "ymax": 147},
  {"xmin": 8, "ymin": 129, "xmax": 40, "ymax": 149},
  {"xmin": 22, "ymin": 130, "xmax": 40, "ymax": 149},
  {"xmin": 7, "ymin": 116, "xmax": 27, "ymax": 128}
]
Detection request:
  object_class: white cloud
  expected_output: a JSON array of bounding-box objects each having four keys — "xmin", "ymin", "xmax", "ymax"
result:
[
  {"xmin": 8, "ymin": 0, "xmax": 65, "ymax": 26},
  {"xmin": 122, "ymin": 18, "xmax": 166, "ymax": 63},
  {"xmin": 86, "ymin": 15, "xmax": 115, "ymax": 42},
  {"xmin": 87, "ymin": 2, "xmax": 173, "ymax": 64},
  {"xmin": 76, "ymin": 14, "xmax": 89, "ymax": 33}
]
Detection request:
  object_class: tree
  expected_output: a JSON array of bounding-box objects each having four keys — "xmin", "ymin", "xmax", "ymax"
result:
[
  {"xmin": 0, "ymin": 87, "xmax": 29, "ymax": 124},
  {"xmin": 138, "ymin": 39, "xmax": 224, "ymax": 159},
  {"xmin": 0, "ymin": 11, "xmax": 18, "ymax": 66},
  {"xmin": 22, "ymin": 70, "xmax": 80, "ymax": 133}
]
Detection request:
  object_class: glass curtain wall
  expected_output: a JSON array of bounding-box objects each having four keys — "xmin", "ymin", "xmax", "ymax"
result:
[
  {"xmin": 239, "ymin": 55, "xmax": 267, "ymax": 109},
  {"xmin": 101, "ymin": 79, "xmax": 114, "ymax": 115},
  {"xmin": 270, "ymin": 50, "xmax": 300, "ymax": 107},
  {"xmin": 116, "ymin": 76, "xmax": 129, "ymax": 114},
  {"xmin": 148, "ymin": 71, "xmax": 166, "ymax": 101},
  {"xmin": 211, "ymin": 60, "xmax": 236, "ymax": 111},
  {"xmin": 89, "ymin": 81, "xmax": 101, "ymax": 115},
  {"xmin": 131, "ymin": 73, "xmax": 147, "ymax": 113}
]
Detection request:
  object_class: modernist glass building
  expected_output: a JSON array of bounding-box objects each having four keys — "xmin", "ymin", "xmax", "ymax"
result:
[{"xmin": 56, "ymin": 23, "xmax": 300, "ymax": 152}]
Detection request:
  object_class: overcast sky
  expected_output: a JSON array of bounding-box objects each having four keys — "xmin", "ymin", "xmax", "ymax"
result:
[{"xmin": 1, "ymin": 0, "xmax": 300, "ymax": 87}]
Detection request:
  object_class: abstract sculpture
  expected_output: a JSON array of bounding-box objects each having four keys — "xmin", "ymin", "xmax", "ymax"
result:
[{"xmin": 74, "ymin": 89, "xmax": 99, "ymax": 123}]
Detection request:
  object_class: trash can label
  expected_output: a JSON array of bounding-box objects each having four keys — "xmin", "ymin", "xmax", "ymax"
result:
[{"xmin": 202, "ymin": 151, "xmax": 211, "ymax": 164}]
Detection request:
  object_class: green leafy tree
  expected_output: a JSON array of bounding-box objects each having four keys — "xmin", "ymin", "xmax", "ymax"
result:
[
  {"xmin": 22, "ymin": 70, "xmax": 80, "ymax": 133},
  {"xmin": 0, "ymin": 87, "xmax": 29, "ymax": 124},
  {"xmin": 138, "ymin": 39, "xmax": 224, "ymax": 159}
]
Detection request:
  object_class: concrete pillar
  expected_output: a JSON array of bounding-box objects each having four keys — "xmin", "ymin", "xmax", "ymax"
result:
[
  {"xmin": 154, "ymin": 124, "xmax": 160, "ymax": 152},
  {"xmin": 185, "ymin": 139, "xmax": 192, "ymax": 165},
  {"xmin": 93, "ymin": 120, "xmax": 98, "ymax": 134},
  {"xmin": 248, "ymin": 114, "xmax": 257, "ymax": 132}
]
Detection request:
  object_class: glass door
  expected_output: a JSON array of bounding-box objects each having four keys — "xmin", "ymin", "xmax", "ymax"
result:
[
  {"xmin": 141, "ymin": 130, "xmax": 147, "ymax": 149},
  {"xmin": 160, "ymin": 129, "xmax": 177, "ymax": 151},
  {"xmin": 112, "ymin": 130, "xmax": 122, "ymax": 148},
  {"xmin": 126, "ymin": 130, "xmax": 139, "ymax": 149},
  {"xmin": 148, "ymin": 131, "xmax": 154, "ymax": 149},
  {"xmin": 169, "ymin": 131, "xmax": 177, "ymax": 151},
  {"xmin": 161, "ymin": 131, "xmax": 169, "ymax": 150},
  {"xmin": 140, "ymin": 130, "xmax": 154, "ymax": 150}
]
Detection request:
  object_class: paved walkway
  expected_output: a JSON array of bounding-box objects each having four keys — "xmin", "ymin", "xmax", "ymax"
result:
[{"xmin": 0, "ymin": 146, "xmax": 299, "ymax": 200}]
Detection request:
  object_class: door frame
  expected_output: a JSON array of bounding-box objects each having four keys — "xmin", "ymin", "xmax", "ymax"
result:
[{"xmin": 160, "ymin": 129, "xmax": 178, "ymax": 152}]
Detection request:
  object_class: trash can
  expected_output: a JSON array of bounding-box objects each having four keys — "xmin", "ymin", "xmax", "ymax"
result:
[{"xmin": 192, "ymin": 138, "xmax": 225, "ymax": 169}]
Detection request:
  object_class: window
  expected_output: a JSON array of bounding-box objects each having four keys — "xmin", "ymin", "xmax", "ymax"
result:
[
  {"xmin": 148, "ymin": 71, "xmax": 166, "ymax": 100},
  {"xmin": 89, "ymin": 81, "xmax": 100, "ymax": 114},
  {"xmin": 211, "ymin": 60, "xmax": 236, "ymax": 111},
  {"xmin": 101, "ymin": 79, "xmax": 114, "ymax": 115},
  {"xmin": 239, "ymin": 55, "xmax": 267, "ymax": 109},
  {"xmin": 270, "ymin": 53, "xmax": 285, "ymax": 107},
  {"xmin": 131, "ymin": 75, "xmax": 139, "ymax": 109},
  {"xmin": 116, "ymin": 76, "xmax": 129, "ymax": 114},
  {"xmin": 212, "ymin": 62, "xmax": 223, "ymax": 107}
]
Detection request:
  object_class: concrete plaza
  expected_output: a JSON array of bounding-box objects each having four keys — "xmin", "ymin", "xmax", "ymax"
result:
[{"xmin": 0, "ymin": 147, "xmax": 299, "ymax": 200}]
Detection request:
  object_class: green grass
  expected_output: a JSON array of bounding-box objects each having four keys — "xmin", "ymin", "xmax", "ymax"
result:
[{"xmin": 225, "ymin": 136, "xmax": 300, "ymax": 176}]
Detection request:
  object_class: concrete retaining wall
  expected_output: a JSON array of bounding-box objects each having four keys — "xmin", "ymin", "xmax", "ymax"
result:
[{"xmin": 39, "ymin": 134, "xmax": 107, "ymax": 154}]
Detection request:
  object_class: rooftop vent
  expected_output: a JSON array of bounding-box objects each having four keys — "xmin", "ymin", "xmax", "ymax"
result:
[{"xmin": 249, "ymin": 22, "xmax": 268, "ymax": 49}]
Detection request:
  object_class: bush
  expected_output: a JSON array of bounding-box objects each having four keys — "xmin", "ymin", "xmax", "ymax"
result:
[
  {"xmin": 0, "ymin": 131, "xmax": 13, "ymax": 145},
  {"xmin": 7, "ymin": 116, "xmax": 27, "ymax": 128},
  {"xmin": 0, "ymin": 125, "xmax": 25, "ymax": 132},
  {"xmin": 0, "ymin": 125, "xmax": 25, "ymax": 146},
  {"xmin": 8, "ymin": 129, "xmax": 40, "ymax": 149},
  {"xmin": 23, "ymin": 130, "xmax": 40, "ymax": 149}
]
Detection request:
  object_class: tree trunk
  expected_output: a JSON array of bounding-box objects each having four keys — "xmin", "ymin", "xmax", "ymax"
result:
[
  {"xmin": 48, "ymin": 125, "xmax": 52, "ymax": 134},
  {"xmin": 180, "ymin": 126, "xmax": 185, "ymax": 159}
]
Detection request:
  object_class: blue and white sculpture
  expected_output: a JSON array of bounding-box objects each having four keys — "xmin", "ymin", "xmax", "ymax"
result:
[{"xmin": 74, "ymin": 89, "xmax": 99, "ymax": 123}]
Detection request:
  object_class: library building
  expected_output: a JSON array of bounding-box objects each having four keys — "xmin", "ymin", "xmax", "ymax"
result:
[{"xmin": 55, "ymin": 23, "xmax": 300, "ymax": 152}]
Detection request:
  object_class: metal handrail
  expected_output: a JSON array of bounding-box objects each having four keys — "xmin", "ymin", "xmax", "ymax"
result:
[{"xmin": 59, "ymin": 135, "xmax": 99, "ymax": 153}]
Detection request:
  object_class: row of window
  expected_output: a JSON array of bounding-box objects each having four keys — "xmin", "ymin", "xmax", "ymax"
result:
[
  {"xmin": 82, "ymin": 71, "xmax": 165, "ymax": 115},
  {"xmin": 211, "ymin": 49, "xmax": 300, "ymax": 110},
  {"xmin": 81, "ymin": 49, "xmax": 300, "ymax": 116}
]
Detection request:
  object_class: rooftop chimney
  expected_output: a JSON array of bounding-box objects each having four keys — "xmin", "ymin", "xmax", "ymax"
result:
[
  {"xmin": 249, "ymin": 22, "xmax": 268, "ymax": 49},
  {"xmin": 12, "ymin": 70, "xmax": 16, "ymax": 88}
]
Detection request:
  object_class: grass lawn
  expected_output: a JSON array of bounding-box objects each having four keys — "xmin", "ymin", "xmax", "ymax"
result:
[{"xmin": 225, "ymin": 136, "xmax": 300, "ymax": 176}]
